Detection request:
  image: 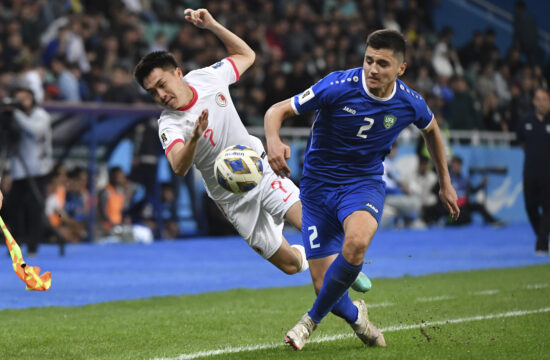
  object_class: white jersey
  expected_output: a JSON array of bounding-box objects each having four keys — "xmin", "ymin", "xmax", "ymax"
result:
[{"xmin": 157, "ymin": 58, "xmax": 264, "ymax": 202}]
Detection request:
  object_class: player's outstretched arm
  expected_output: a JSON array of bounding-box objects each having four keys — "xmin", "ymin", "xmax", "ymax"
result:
[
  {"xmin": 264, "ymin": 98, "xmax": 295, "ymax": 178},
  {"xmin": 0, "ymin": 189, "xmax": 3, "ymax": 210},
  {"xmin": 184, "ymin": 8, "xmax": 255, "ymax": 76},
  {"xmin": 167, "ymin": 109, "xmax": 209, "ymax": 177},
  {"xmin": 421, "ymin": 119, "xmax": 460, "ymax": 220}
]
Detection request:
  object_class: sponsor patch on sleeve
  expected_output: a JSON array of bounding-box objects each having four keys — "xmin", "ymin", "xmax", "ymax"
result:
[
  {"xmin": 160, "ymin": 132, "xmax": 170, "ymax": 148},
  {"xmin": 298, "ymin": 87, "xmax": 315, "ymax": 105}
]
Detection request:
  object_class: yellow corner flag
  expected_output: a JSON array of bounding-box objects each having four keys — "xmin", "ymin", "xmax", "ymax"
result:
[{"xmin": 0, "ymin": 216, "xmax": 51, "ymax": 291}]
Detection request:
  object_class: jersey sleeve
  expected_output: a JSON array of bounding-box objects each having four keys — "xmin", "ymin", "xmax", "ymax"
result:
[
  {"xmin": 205, "ymin": 57, "xmax": 240, "ymax": 86},
  {"xmin": 290, "ymin": 74, "xmax": 336, "ymax": 115},
  {"xmin": 158, "ymin": 113, "xmax": 186, "ymax": 155},
  {"xmin": 412, "ymin": 95, "xmax": 434, "ymax": 130}
]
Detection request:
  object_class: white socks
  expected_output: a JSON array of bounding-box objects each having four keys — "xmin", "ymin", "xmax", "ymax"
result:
[{"xmin": 291, "ymin": 244, "xmax": 310, "ymax": 273}]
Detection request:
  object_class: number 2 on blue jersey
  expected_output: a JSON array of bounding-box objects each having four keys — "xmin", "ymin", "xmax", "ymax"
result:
[{"xmin": 356, "ymin": 117, "xmax": 375, "ymax": 139}]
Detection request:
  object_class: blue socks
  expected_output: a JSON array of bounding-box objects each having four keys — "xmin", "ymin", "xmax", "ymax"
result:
[
  {"xmin": 331, "ymin": 292, "xmax": 359, "ymax": 324},
  {"xmin": 308, "ymin": 253, "xmax": 362, "ymax": 323}
]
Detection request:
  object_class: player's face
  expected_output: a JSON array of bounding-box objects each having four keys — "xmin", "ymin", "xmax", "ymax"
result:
[
  {"xmin": 533, "ymin": 89, "xmax": 549, "ymax": 115},
  {"xmin": 363, "ymin": 47, "xmax": 406, "ymax": 97},
  {"xmin": 143, "ymin": 67, "xmax": 187, "ymax": 110}
]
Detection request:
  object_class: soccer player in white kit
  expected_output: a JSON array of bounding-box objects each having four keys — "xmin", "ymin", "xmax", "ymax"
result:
[
  {"xmin": 133, "ymin": 8, "xmax": 309, "ymax": 275},
  {"xmin": 134, "ymin": 8, "xmax": 371, "ymax": 287}
]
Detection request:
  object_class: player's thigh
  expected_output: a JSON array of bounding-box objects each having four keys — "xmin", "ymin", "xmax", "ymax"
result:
[
  {"xmin": 219, "ymin": 195, "xmax": 281, "ymax": 259},
  {"xmin": 260, "ymin": 167, "xmax": 300, "ymax": 225},
  {"xmin": 336, "ymin": 179, "xmax": 385, "ymax": 250},
  {"xmin": 301, "ymin": 194, "xmax": 343, "ymax": 260}
]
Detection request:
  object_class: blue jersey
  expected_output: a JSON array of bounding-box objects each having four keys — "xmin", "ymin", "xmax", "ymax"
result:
[{"xmin": 292, "ymin": 68, "xmax": 433, "ymax": 184}]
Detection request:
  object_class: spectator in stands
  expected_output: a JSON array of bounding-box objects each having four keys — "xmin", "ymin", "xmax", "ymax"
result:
[
  {"xmin": 3, "ymin": 86, "xmax": 53, "ymax": 255},
  {"xmin": 407, "ymin": 156, "xmax": 439, "ymax": 226},
  {"xmin": 45, "ymin": 164, "xmax": 85, "ymax": 243},
  {"xmin": 480, "ymin": 28, "xmax": 499, "ymax": 66},
  {"xmin": 448, "ymin": 156, "xmax": 504, "ymax": 227},
  {"xmin": 517, "ymin": 88, "xmax": 550, "ymax": 254},
  {"xmin": 97, "ymin": 166, "xmax": 127, "ymax": 236},
  {"xmin": 459, "ymin": 30, "xmax": 483, "ymax": 73},
  {"xmin": 475, "ymin": 63, "xmax": 497, "ymax": 101},
  {"xmin": 130, "ymin": 119, "xmax": 161, "ymax": 197},
  {"xmin": 65, "ymin": 167, "xmax": 90, "ymax": 235},
  {"xmin": 158, "ymin": 182, "xmax": 180, "ymax": 239},
  {"xmin": 432, "ymin": 27, "xmax": 463, "ymax": 78},
  {"xmin": 103, "ymin": 62, "xmax": 141, "ymax": 103},
  {"xmin": 381, "ymin": 144, "xmax": 421, "ymax": 228},
  {"xmin": 482, "ymin": 92, "xmax": 506, "ymax": 131},
  {"xmin": 50, "ymin": 55, "xmax": 81, "ymax": 102},
  {"xmin": 447, "ymin": 76, "xmax": 480, "ymax": 130}
]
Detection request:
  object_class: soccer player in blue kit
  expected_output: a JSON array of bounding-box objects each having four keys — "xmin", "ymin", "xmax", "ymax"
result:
[{"xmin": 265, "ymin": 29, "xmax": 460, "ymax": 350}]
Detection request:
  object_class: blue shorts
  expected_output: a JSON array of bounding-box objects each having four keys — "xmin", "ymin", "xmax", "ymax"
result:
[{"xmin": 300, "ymin": 178, "xmax": 386, "ymax": 260}]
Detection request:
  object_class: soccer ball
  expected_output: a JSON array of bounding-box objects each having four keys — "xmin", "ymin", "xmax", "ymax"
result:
[{"xmin": 214, "ymin": 145, "xmax": 264, "ymax": 193}]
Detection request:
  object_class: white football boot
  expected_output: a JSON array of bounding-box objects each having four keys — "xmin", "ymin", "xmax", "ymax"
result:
[
  {"xmin": 350, "ymin": 299, "xmax": 387, "ymax": 347},
  {"xmin": 284, "ymin": 313, "xmax": 317, "ymax": 350}
]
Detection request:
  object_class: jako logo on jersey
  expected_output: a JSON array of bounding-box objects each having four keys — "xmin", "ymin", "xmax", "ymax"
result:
[
  {"xmin": 211, "ymin": 61, "xmax": 224, "ymax": 69},
  {"xmin": 384, "ymin": 115, "xmax": 396, "ymax": 129},
  {"xmin": 216, "ymin": 92, "xmax": 227, "ymax": 107},
  {"xmin": 343, "ymin": 106, "xmax": 357, "ymax": 114},
  {"xmin": 298, "ymin": 87, "xmax": 315, "ymax": 105},
  {"xmin": 365, "ymin": 202, "xmax": 379, "ymax": 213}
]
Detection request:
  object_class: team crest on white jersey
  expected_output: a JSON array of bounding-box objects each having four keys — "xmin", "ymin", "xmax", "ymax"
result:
[
  {"xmin": 384, "ymin": 115, "xmax": 396, "ymax": 129},
  {"xmin": 298, "ymin": 87, "xmax": 315, "ymax": 105},
  {"xmin": 216, "ymin": 92, "xmax": 227, "ymax": 107}
]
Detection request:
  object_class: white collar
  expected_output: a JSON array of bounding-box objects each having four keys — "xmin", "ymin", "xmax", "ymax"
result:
[{"xmin": 361, "ymin": 69, "xmax": 396, "ymax": 101}]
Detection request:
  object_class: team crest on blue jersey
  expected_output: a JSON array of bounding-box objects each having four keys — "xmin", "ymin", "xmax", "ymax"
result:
[{"xmin": 384, "ymin": 115, "xmax": 396, "ymax": 129}]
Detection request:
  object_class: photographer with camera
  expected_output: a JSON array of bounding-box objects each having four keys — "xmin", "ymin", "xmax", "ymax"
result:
[{"xmin": 1, "ymin": 86, "xmax": 53, "ymax": 256}]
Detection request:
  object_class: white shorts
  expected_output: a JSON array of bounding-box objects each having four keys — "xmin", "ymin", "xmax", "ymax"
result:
[{"xmin": 216, "ymin": 160, "xmax": 300, "ymax": 259}]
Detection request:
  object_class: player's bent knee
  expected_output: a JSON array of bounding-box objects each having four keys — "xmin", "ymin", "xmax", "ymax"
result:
[{"xmin": 344, "ymin": 233, "xmax": 369, "ymax": 254}]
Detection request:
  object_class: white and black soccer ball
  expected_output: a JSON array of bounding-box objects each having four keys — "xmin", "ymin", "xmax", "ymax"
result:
[{"xmin": 214, "ymin": 145, "xmax": 264, "ymax": 193}]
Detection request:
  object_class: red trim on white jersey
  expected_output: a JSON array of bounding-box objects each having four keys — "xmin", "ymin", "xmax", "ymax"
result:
[
  {"xmin": 178, "ymin": 85, "xmax": 198, "ymax": 111},
  {"xmin": 165, "ymin": 138, "xmax": 185, "ymax": 155},
  {"xmin": 225, "ymin": 57, "xmax": 240, "ymax": 82}
]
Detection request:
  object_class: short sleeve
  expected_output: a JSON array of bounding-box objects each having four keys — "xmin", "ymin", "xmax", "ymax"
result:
[
  {"xmin": 413, "ymin": 96, "xmax": 435, "ymax": 130},
  {"xmin": 207, "ymin": 57, "xmax": 240, "ymax": 86},
  {"xmin": 290, "ymin": 74, "xmax": 335, "ymax": 115},
  {"xmin": 158, "ymin": 114, "xmax": 186, "ymax": 155}
]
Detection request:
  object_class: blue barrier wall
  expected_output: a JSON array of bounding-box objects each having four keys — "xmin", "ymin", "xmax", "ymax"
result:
[
  {"xmin": 283, "ymin": 142, "xmax": 527, "ymax": 224},
  {"xmin": 109, "ymin": 141, "xmax": 528, "ymax": 232}
]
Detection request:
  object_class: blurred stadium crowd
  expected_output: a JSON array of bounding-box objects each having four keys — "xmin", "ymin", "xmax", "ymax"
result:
[
  {"xmin": 0, "ymin": 0, "xmax": 547, "ymax": 128},
  {"xmin": 0, "ymin": 0, "xmax": 547, "ymax": 249}
]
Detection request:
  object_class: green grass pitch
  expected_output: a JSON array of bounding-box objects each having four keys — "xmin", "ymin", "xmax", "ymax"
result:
[{"xmin": 0, "ymin": 264, "xmax": 549, "ymax": 360}]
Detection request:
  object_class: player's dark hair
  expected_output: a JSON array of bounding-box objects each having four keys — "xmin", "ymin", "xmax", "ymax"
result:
[
  {"xmin": 366, "ymin": 29, "xmax": 406, "ymax": 62},
  {"xmin": 134, "ymin": 51, "xmax": 179, "ymax": 88}
]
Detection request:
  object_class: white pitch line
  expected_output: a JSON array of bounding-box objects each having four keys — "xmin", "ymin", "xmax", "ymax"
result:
[
  {"xmin": 473, "ymin": 290, "xmax": 500, "ymax": 296},
  {"xmin": 152, "ymin": 307, "xmax": 550, "ymax": 360},
  {"xmin": 416, "ymin": 295, "xmax": 454, "ymax": 302},
  {"xmin": 526, "ymin": 283, "xmax": 548, "ymax": 290}
]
